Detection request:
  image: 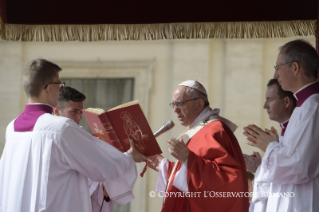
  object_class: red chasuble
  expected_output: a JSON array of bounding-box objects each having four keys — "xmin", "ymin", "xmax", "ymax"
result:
[{"xmin": 162, "ymin": 121, "xmax": 249, "ymax": 212}]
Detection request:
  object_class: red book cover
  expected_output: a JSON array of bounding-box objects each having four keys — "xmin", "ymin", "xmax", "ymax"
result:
[
  {"xmin": 82, "ymin": 100, "xmax": 162, "ymax": 157},
  {"xmin": 82, "ymin": 109, "xmax": 125, "ymax": 152}
]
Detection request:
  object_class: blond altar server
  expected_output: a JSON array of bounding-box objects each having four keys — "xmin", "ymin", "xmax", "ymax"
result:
[
  {"xmin": 244, "ymin": 40, "xmax": 319, "ymax": 212},
  {"xmin": 0, "ymin": 59, "xmax": 146, "ymax": 212}
]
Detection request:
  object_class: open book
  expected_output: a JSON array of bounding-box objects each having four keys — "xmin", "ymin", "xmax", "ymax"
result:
[{"xmin": 82, "ymin": 100, "xmax": 162, "ymax": 157}]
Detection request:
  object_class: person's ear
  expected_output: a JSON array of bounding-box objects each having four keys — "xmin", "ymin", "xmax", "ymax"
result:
[
  {"xmin": 198, "ymin": 99, "xmax": 204, "ymax": 109},
  {"xmin": 43, "ymin": 84, "xmax": 50, "ymax": 93},
  {"xmin": 283, "ymin": 96, "xmax": 291, "ymax": 109},
  {"xmin": 53, "ymin": 106, "xmax": 59, "ymax": 115},
  {"xmin": 291, "ymin": 62, "xmax": 301, "ymax": 76},
  {"xmin": 44, "ymin": 84, "xmax": 53, "ymax": 94}
]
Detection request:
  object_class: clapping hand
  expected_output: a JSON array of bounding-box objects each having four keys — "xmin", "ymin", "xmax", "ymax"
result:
[
  {"xmin": 243, "ymin": 124, "xmax": 278, "ymax": 152},
  {"xmin": 243, "ymin": 151, "xmax": 262, "ymax": 173}
]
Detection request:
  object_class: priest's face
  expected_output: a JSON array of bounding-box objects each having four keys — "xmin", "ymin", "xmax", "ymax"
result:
[
  {"xmin": 172, "ymin": 86, "xmax": 202, "ymax": 126},
  {"xmin": 54, "ymin": 101, "xmax": 84, "ymax": 125},
  {"xmin": 263, "ymin": 84, "xmax": 288, "ymax": 123},
  {"xmin": 274, "ymin": 50, "xmax": 296, "ymax": 92}
]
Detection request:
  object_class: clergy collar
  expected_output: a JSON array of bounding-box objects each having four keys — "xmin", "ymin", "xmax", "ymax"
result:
[
  {"xmin": 188, "ymin": 106, "xmax": 219, "ymax": 129},
  {"xmin": 294, "ymin": 81, "xmax": 319, "ymax": 107},
  {"xmin": 25, "ymin": 103, "xmax": 54, "ymax": 114},
  {"xmin": 280, "ymin": 119, "xmax": 289, "ymax": 129},
  {"xmin": 14, "ymin": 104, "xmax": 54, "ymax": 132},
  {"xmin": 280, "ymin": 119, "xmax": 289, "ymax": 136}
]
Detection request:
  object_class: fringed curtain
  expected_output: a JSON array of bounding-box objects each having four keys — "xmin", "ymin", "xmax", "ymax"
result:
[
  {"xmin": 0, "ymin": 0, "xmax": 317, "ymax": 42},
  {"xmin": 0, "ymin": 21, "xmax": 316, "ymax": 42}
]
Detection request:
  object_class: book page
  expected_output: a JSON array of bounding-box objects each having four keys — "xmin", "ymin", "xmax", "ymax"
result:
[
  {"xmin": 107, "ymin": 100, "xmax": 139, "ymax": 111},
  {"xmin": 85, "ymin": 108, "xmax": 105, "ymax": 114}
]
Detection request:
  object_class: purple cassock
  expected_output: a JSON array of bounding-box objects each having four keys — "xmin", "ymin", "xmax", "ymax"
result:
[
  {"xmin": 280, "ymin": 120, "xmax": 289, "ymax": 136},
  {"xmin": 294, "ymin": 81, "xmax": 319, "ymax": 107},
  {"xmin": 14, "ymin": 104, "xmax": 53, "ymax": 132},
  {"xmin": 280, "ymin": 81, "xmax": 319, "ymax": 137}
]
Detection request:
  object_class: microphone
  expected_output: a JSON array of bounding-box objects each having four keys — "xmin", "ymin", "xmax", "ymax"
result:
[{"xmin": 153, "ymin": 121, "xmax": 175, "ymax": 138}]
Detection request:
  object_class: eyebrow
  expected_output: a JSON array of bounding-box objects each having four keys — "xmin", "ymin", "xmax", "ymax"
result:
[{"xmin": 71, "ymin": 109, "xmax": 82, "ymax": 112}]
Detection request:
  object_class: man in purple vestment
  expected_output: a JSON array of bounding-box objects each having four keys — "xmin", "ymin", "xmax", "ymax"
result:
[
  {"xmin": 244, "ymin": 40, "xmax": 319, "ymax": 212},
  {"xmin": 243, "ymin": 78, "xmax": 296, "ymax": 173}
]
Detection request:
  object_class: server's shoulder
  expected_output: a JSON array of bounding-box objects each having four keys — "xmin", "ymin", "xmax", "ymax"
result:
[{"xmin": 35, "ymin": 113, "xmax": 78, "ymax": 132}]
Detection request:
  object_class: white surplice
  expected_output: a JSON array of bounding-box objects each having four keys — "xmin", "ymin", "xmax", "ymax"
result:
[
  {"xmin": 0, "ymin": 114, "xmax": 137, "ymax": 212},
  {"xmin": 88, "ymin": 179, "xmax": 113, "ymax": 212},
  {"xmin": 251, "ymin": 93, "xmax": 319, "ymax": 212}
]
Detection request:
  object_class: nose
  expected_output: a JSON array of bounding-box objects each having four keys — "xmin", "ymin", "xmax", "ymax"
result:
[
  {"xmin": 173, "ymin": 105, "xmax": 180, "ymax": 113},
  {"xmin": 76, "ymin": 113, "xmax": 82, "ymax": 121},
  {"xmin": 263, "ymin": 101, "xmax": 268, "ymax": 109},
  {"xmin": 273, "ymin": 71, "xmax": 279, "ymax": 79}
]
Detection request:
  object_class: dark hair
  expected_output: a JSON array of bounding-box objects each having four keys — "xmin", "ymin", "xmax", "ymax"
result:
[
  {"xmin": 23, "ymin": 59, "xmax": 62, "ymax": 97},
  {"xmin": 57, "ymin": 86, "xmax": 86, "ymax": 109},
  {"xmin": 267, "ymin": 79, "xmax": 296, "ymax": 108},
  {"xmin": 280, "ymin": 39, "xmax": 319, "ymax": 79},
  {"xmin": 247, "ymin": 171, "xmax": 254, "ymax": 181},
  {"xmin": 185, "ymin": 87, "xmax": 210, "ymax": 107}
]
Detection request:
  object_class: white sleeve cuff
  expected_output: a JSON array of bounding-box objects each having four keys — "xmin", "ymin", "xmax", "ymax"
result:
[
  {"xmin": 156, "ymin": 158, "xmax": 169, "ymax": 192},
  {"xmin": 103, "ymin": 152, "xmax": 137, "ymax": 205},
  {"xmin": 172, "ymin": 159, "xmax": 188, "ymax": 192}
]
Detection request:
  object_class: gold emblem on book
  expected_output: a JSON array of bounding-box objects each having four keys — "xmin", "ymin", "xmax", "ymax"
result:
[
  {"xmin": 93, "ymin": 123, "xmax": 105, "ymax": 140},
  {"xmin": 120, "ymin": 111, "xmax": 148, "ymax": 153}
]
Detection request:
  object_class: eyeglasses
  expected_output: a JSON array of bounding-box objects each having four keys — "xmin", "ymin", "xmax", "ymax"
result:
[
  {"xmin": 274, "ymin": 61, "xmax": 294, "ymax": 71},
  {"xmin": 43, "ymin": 81, "xmax": 65, "ymax": 89},
  {"xmin": 169, "ymin": 97, "xmax": 200, "ymax": 109}
]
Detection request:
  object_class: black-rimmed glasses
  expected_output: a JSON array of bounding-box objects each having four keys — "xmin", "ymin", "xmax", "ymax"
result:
[
  {"xmin": 274, "ymin": 61, "xmax": 294, "ymax": 71},
  {"xmin": 43, "ymin": 81, "xmax": 65, "ymax": 89},
  {"xmin": 169, "ymin": 97, "xmax": 200, "ymax": 109}
]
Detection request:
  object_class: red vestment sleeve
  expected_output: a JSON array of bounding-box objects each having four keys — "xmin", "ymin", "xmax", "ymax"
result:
[{"xmin": 162, "ymin": 121, "xmax": 249, "ymax": 212}]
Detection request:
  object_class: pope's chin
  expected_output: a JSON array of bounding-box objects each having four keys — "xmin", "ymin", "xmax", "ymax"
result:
[{"xmin": 178, "ymin": 117, "xmax": 187, "ymax": 126}]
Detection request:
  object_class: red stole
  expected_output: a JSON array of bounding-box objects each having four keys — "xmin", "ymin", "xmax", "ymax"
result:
[{"xmin": 161, "ymin": 121, "xmax": 249, "ymax": 212}]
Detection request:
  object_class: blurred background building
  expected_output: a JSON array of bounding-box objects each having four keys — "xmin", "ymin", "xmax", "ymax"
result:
[{"xmin": 0, "ymin": 36, "xmax": 315, "ymax": 211}]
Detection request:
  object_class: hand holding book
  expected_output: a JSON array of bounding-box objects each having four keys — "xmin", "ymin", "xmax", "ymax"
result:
[
  {"xmin": 127, "ymin": 139, "xmax": 147, "ymax": 163},
  {"xmin": 146, "ymin": 154, "xmax": 164, "ymax": 171}
]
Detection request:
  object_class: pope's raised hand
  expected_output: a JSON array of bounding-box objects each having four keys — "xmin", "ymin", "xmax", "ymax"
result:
[
  {"xmin": 167, "ymin": 138, "xmax": 189, "ymax": 163},
  {"xmin": 127, "ymin": 139, "xmax": 147, "ymax": 163}
]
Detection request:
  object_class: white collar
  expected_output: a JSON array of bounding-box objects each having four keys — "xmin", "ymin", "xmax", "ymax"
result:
[
  {"xmin": 27, "ymin": 103, "xmax": 54, "ymax": 108},
  {"xmin": 188, "ymin": 107, "xmax": 219, "ymax": 129}
]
